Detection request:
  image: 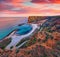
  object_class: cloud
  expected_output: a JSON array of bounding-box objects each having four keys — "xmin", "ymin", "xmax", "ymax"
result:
[
  {"xmin": 0, "ymin": 0, "xmax": 60, "ymax": 17},
  {"xmin": 31, "ymin": 0, "xmax": 60, "ymax": 3},
  {"xmin": 0, "ymin": 0, "xmax": 32, "ymax": 3}
]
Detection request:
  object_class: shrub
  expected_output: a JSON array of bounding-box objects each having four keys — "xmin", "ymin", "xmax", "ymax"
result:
[
  {"xmin": 10, "ymin": 46, "xmax": 13, "ymax": 49},
  {"xmin": 0, "ymin": 38, "xmax": 11, "ymax": 49}
]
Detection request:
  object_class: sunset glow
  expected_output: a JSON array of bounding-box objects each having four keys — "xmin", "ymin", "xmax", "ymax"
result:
[{"xmin": 0, "ymin": 0, "xmax": 60, "ymax": 17}]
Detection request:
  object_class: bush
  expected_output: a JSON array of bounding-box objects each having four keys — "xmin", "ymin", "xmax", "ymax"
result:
[
  {"xmin": 0, "ymin": 38, "xmax": 11, "ymax": 49},
  {"xmin": 10, "ymin": 46, "xmax": 13, "ymax": 49},
  {"xmin": 21, "ymin": 37, "xmax": 37, "ymax": 48},
  {"xmin": 32, "ymin": 37, "xmax": 37, "ymax": 44},
  {"xmin": 16, "ymin": 38, "xmax": 29, "ymax": 47}
]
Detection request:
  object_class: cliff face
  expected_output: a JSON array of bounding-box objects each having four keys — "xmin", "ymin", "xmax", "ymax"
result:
[
  {"xmin": 0, "ymin": 16, "xmax": 60, "ymax": 57},
  {"xmin": 28, "ymin": 16, "xmax": 46, "ymax": 23}
]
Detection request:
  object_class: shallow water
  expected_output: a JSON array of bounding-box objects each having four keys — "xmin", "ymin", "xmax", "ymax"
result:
[
  {"xmin": 0, "ymin": 17, "xmax": 28, "ymax": 40},
  {"xmin": 15, "ymin": 24, "xmax": 32, "ymax": 35}
]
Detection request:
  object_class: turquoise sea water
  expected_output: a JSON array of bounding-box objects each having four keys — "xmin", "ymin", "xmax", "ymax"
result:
[
  {"xmin": 0, "ymin": 17, "xmax": 28, "ymax": 40},
  {"xmin": 0, "ymin": 26, "xmax": 16, "ymax": 40},
  {"xmin": 15, "ymin": 24, "xmax": 32, "ymax": 35}
]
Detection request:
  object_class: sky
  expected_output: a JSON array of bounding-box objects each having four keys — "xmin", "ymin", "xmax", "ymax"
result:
[{"xmin": 0, "ymin": 0, "xmax": 60, "ymax": 17}]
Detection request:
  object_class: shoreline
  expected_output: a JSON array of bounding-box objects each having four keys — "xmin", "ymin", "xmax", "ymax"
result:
[
  {"xmin": 0, "ymin": 23, "xmax": 27, "ymax": 42},
  {"xmin": 0, "ymin": 30, "xmax": 16, "ymax": 42},
  {"xmin": 5, "ymin": 24, "xmax": 38, "ymax": 50}
]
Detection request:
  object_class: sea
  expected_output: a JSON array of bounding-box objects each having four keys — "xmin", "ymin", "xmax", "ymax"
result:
[{"xmin": 0, "ymin": 17, "xmax": 28, "ymax": 40}]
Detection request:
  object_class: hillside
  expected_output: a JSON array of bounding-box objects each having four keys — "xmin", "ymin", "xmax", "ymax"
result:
[{"xmin": 0, "ymin": 16, "xmax": 60, "ymax": 57}]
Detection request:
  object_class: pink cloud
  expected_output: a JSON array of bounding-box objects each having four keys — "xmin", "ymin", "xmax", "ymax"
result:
[
  {"xmin": 31, "ymin": 0, "xmax": 60, "ymax": 3},
  {"xmin": 0, "ymin": 0, "xmax": 60, "ymax": 16}
]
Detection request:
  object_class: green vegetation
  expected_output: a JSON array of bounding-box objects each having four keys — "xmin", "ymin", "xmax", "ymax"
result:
[
  {"xmin": 10, "ymin": 46, "xmax": 13, "ymax": 49},
  {"xmin": 47, "ymin": 29, "xmax": 53, "ymax": 33},
  {"xmin": 23, "ymin": 42, "xmax": 29, "ymax": 47},
  {"xmin": 21, "ymin": 37, "xmax": 37, "ymax": 48},
  {"xmin": 43, "ymin": 32, "xmax": 53, "ymax": 42},
  {"xmin": 16, "ymin": 49, "xmax": 19, "ymax": 53},
  {"xmin": 32, "ymin": 37, "xmax": 37, "ymax": 44},
  {"xmin": 56, "ymin": 40, "xmax": 60, "ymax": 45},
  {"xmin": 43, "ymin": 53, "xmax": 48, "ymax": 57},
  {"xmin": 0, "ymin": 38, "xmax": 11, "ymax": 49},
  {"xmin": 16, "ymin": 38, "xmax": 29, "ymax": 47}
]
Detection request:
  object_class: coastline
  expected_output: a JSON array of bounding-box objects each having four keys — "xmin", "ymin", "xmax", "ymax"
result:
[
  {"xmin": 0, "ymin": 30, "xmax": 16, "ymax": 42},
  {"xmin": 5, "ymin": 24, "xmax": 38, "ymax": 50}
]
